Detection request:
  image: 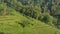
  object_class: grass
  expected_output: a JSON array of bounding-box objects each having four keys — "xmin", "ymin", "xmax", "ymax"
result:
[{"xmin": 0, "ymin": 12, "xmax": 60, "ymax": 34}]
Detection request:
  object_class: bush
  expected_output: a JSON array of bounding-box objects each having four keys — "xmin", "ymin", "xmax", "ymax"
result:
[
  {"xmin": 19, "ymin": 5, "xmax": 41, "ymax": 19},
  {"xmin": 38, "ymin": 13, "xmax": 54, "ymax": 26},
  {"xmin": 17, "ymin": 20, "xmax": 33, "ymax": 28},
  {"xmin": 0, "ymin": 32, "xmax": 4, "ymax": 34}
]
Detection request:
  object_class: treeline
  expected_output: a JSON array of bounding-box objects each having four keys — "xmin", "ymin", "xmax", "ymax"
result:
[{"xmin": 0, "ymin": 0, "xmax": 60, "ymax": 28}]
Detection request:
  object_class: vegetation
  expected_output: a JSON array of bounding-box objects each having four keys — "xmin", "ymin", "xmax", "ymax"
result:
[{"xmin": 0, "ymin": 0, "xmax": 60, "ymax": 34}]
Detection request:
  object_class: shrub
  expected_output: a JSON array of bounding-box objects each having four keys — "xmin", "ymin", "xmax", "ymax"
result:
[
  {"xmin": 38, "ymin": 13, "xmax": 54, "ymax": 26},
  {"xmin": 0, "ymin": 32, "xmax": 4, "ymax": 34},
  {"xmin": 17, "ymin": 20, "xmax": 33, "ymax": 28}
]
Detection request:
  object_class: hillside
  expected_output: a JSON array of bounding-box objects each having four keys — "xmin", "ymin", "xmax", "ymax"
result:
[
  {"xmin": 3, "ymin": 0, "xmax": 60, "ymax": 28},
  {"xmin": 0, "ymin": 0, "xmax": 60, "ymax": 34},
  {"xmin": 0, "ymin": 12, "xmax": 60, "ymax": 34}
]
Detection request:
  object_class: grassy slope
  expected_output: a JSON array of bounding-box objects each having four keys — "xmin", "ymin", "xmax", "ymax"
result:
[{"xmin": 0, "ymin": 12, "xmax": 60, "ymax": 34}]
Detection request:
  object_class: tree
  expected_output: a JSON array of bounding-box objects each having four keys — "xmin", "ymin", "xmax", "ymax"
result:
[{"xmin": 0, "ymin": 3, "xmax": 7, "ymax": 15}]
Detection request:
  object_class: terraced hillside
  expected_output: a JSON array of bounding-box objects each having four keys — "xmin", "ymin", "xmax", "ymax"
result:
[
  {"xmin": 0, "ymin": 12, "xmax": 60, "ymax": 34},
  {"xmin": 0, "ymin": 0, "xmax": 60, "ymax": 34}
]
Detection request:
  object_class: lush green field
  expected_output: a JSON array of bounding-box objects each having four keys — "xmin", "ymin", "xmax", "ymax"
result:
[{"xmin": 0, "ymin": 12, "xmax": 60, "ymax": 34}]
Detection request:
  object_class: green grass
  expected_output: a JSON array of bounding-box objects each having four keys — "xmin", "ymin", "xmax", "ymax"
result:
[{"xmin": 0, "ymin": 12, "xmax": 60, "ymax": 34}]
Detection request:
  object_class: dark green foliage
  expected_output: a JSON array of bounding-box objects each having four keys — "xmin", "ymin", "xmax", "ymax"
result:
[
  {"xmin": 38, "ymin": 13, "xmax": 54, "ymax": 26},
  {"xmin": 0, "ymin": 32, "xmax": 4, "ymax": 34},
  {"xmin": 19, "ymin": 5, "xmax": 41, "ymax": 19},
  {"xmin": 17, "ymin": 20, "xmax": 33, "ymax": 28}
]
